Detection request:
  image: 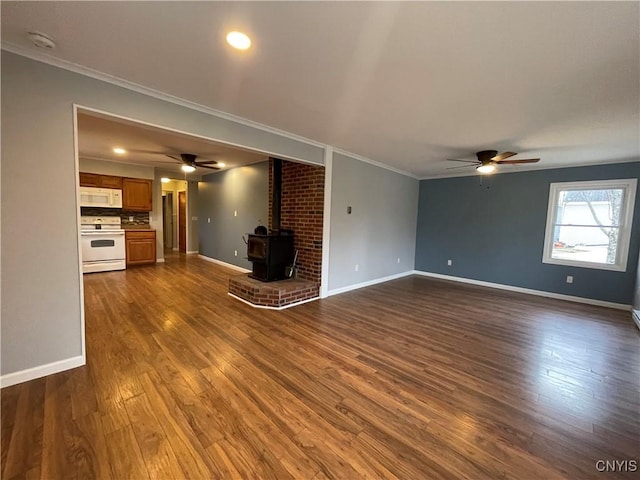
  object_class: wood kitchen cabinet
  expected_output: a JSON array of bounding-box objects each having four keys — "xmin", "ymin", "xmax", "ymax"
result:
[
  {"xmin": 99, "ymin": 175, "xmax": 123, "ymax": 189},
  {"xmin": 79, "ymin": 172, "xmax": 123, "ymax": 189},
  {"xmin": 125, "ymin": 230, "xmax": 156, "ymax": 266},
  {"xmin": 122, "ymin": 178, "xmax": 153, "ymax": 211}
]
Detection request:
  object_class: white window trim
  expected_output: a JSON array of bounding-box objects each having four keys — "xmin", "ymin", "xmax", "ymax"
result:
[{"xmin": 542, "ymin": 178, "xmax": 637, "ymax": 272}]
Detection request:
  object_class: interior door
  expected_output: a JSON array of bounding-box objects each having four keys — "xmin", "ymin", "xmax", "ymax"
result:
[
  {"xmin": 178, "ymin": 191, "xmax": 186, "ymax": 253},
  {"xmin": 162, "ymin": 193, "xmax": 173, "ymax": 249}
]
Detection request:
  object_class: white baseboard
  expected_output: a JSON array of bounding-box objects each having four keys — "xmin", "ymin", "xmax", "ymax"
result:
[
  {"xmin": 228, "ymin": 292, "xmax": 319, "ymax": 310},
  {"xmin": 156, "ymin": 258, "xmax": 165, "ymax": 263},
  {"xmin": 187, "ymin": 250, "xmax": 199, "ymax": 255},
  {"xmin": 413, "ymin": 270, "xmax": 631, "ymax": 311},
  {"xmin": 1, "ymin": 355, "xmax": 85, "ymax": 388},
  {"xmin": 633, "ymin": 309, "xmax": 640, "ymax": 330},
  {"xmin": 198, "ymin": 254, "xmax": 251, "ymax": 273},
  {"xmin": 326, "ymin": 270, "xmax": 414, "ymax": 297},
  {"xmin": 172, "ymin": 247, "xmax": 179, "ymax": 251}
]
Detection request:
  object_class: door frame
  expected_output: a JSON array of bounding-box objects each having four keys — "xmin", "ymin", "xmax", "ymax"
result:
[
  {"xmin": 178, "ymin": 190, "xmax": 187, "ymax": 253},
  {"xmin": 162, "ymin": 191, "xmax": 174, "ymax": 249}
]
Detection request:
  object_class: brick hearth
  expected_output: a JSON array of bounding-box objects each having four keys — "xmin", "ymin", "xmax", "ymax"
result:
[{"xmin": 229, "ymin": 274, "xmax": 319, "ymax": 308}]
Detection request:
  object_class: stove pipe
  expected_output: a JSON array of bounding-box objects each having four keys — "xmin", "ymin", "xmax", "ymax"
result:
[{"xmin": 271, "ymin": 158, "xmax": 282, "ymax": 232}]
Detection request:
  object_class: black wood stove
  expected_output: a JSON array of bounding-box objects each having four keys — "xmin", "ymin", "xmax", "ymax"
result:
[{"xmin": 246, "ymin": 158, "xmax": 295, "ymax": 282}]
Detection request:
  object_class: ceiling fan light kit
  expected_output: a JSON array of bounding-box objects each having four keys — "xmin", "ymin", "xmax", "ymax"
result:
[
  {"xmin": 163, "ymin": 152, "xmax": 222, "ymax": 172},
  {"xmin": 476, "ymin": 164, "xmax": 496, "ymax": 174},
  {"xmin": 446, "ymin": 149, "xmax": 540, "ymax": 175}
]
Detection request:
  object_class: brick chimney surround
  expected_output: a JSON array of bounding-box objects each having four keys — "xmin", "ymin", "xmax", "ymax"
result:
[{"xmin": 228, "ymin": 158, "xmax": 324, "ymax": 308}]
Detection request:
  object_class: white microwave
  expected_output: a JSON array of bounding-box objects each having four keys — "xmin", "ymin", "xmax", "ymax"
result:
[{"xmin": 79, "ymin": 187, "xmax": 123, "ymax": 208}]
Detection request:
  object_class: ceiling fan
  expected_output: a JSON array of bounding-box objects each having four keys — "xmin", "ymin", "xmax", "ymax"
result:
[
  {"xmin": 447, "ymin": 150, "xmax": 540, "ymax": 174},
  {"xmin": 164, "ymin": 153, "xmax": 222, "ymax": 172},
  {"xmin": 127, "ymin": 149, "xmax": 223, "ymax": 172}
]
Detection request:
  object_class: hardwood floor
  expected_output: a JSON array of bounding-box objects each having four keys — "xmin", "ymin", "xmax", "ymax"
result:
[{"xmin": 2, "ymin": 253, "xmax": 639, "ymax": 479}]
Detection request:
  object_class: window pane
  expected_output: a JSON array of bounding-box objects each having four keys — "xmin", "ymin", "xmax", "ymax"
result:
[
  {"xmin": 551, "ymin": 226, "xmax": 619, "ymax": 264},
  {"xmin": 556, "ymin": 189, "xmax": 623, "ymax": 227}
]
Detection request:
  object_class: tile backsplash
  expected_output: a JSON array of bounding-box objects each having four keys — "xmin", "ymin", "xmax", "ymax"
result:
[{"xmin": 80, "ymin": 207, "xmax": 150, "ymax": 226}]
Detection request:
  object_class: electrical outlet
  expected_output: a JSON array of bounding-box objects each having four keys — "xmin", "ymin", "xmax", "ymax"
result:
[
  {"xmin": 207, "ymin": 218, "xmax": 211, "ymax": 223},
  {"xmin": 234, "ymin": 210, "xmax": 238, "ymax": 217},
  {"xmin": 129, "ymin": 216, "xmax": 134, "ymax": 222},
  {"xmin": 447, "ymin": 259, "xmax": 452, "ymax": 266},
  {"xmin": 566, "ymin": 275, "xmax": 573, "ymax": 284},
  {"xmin": 191, "ymin": 216, "xmax": 198, "ymax": 221},
  {"xmin": 347, "ymin": 206, "xmax": 352, "ymax": 214},
  {"xmin": 397, "ymin": 257, "xmax": 400, "ymax": 264},
  {"xmin": 355, "ymin": 264, "xmax": 359, "ymax": 272},
  {"xmin": 234, "ymin": 250, "xmax": 238, "ymax": 257}
]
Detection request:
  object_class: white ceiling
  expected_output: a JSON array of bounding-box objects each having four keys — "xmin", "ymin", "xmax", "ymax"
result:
[
  {"xmin": 2, "ymin": 1, "xmax": 639, "ymax": 178},
  {"xmin": 77, "ymin": 111, "xmax": 268, "ymax": 176}
]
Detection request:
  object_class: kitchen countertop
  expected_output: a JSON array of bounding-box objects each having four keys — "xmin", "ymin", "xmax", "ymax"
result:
[{"xmin": 123, "ymin": 226, "xmax": 155, "ymax": 231}]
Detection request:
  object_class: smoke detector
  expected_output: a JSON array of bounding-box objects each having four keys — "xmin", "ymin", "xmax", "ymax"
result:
[{"xmin": 27, "ymin": 32, "xmax": 56, "ymax": 50}]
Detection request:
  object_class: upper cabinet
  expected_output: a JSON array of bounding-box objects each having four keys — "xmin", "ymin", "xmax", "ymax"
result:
[
  {"xmin": 79, "ymin": 172, "xmax": 152, "ymax": 211},
  {"xmin": 99, "ymin": 175, "xmax": 123, "ymax": 189},
  {"xmin": 122, "ymin": 178, "xmax": 153, "ymax": 211},
  {"xmin": 79, "ymin": 172, "xmax": 123, "ymax": 189}
]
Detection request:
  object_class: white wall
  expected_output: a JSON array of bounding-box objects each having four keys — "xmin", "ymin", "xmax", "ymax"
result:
[
  {"xmin": 1, "ymin": 51, "xmax": 324, "ymax": 383},
  {"xmin": 328, "ymin": 153, "xmax": 419, "ymax": 292}
]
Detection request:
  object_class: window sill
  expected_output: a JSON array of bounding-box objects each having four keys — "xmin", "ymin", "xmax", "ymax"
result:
[{"xmin": 542, "ymin": 257, "xmax": 626, "ymax": 272}]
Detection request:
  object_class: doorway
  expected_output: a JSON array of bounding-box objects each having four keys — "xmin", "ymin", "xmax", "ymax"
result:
[
  {"xmin": 179, "ymin": 190, "xmax": 187, "ymax": 253},
  {"xmin": 162, "ymin": 192, "xmax": 174, "ymax": 250},
  {"xmin": 161, "ymin": 178, "xmax": 187, "ymax": 255}
]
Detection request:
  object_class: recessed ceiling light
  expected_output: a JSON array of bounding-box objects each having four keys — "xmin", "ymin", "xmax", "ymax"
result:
[
  {"xmin": 182, "ymin": 165, "xmax": 196, "ymax": 173},
  {"xmin": 27, "ymin": 32, "xmax": 56, "ymax": 49},
  {"xmin": 161, "ymin": 177, "xmax": 170, "ymax": 183},
  {"xmin": 476, "ymin": 164, "xmax": 496, "ymax": 174},
  {"xmin": 113, "ymin": 147, "xmax": 127, "ymax": 155},
  {"xmin": 226, "ymin": 31, "xmax": 251, "ymax": 50},
  {"xmin": 217, "ymin": 162, "xmax": 226, "ymax": 168}
]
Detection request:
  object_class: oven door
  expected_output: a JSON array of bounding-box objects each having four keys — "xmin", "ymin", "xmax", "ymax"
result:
[{"xmin": 81, "ymin": 230, "xmax": 125, "ymax": 262}]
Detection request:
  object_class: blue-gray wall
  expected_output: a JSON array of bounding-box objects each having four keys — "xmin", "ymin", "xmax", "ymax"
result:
[
  {"xmin": 415, "ymin": 162, "xmax": 640, "ymax": 304},
  {"xmin": 198, "ymin": 162, "xmax": 269, "ymax": 269}
]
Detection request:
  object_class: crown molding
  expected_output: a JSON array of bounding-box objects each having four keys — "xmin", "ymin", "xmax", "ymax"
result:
[
  {"xmin": 1, "ymin": 42, "xmax": 327, "ymax": 150},
  {"xmin": 332, "ymin": 148, "xmax": 418, "ymax": 179},
  {"xmin": 418, "ymin": 158, "xmax": 640, "ymax": 180}
]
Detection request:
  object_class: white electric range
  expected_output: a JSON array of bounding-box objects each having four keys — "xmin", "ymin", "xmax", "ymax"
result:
[{"xmin": 80, "ymin": 216, "xmax": 126, "ymax": 273}]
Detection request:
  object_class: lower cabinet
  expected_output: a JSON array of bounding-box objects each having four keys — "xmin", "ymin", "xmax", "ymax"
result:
[{"xmin": 125, "ymin": 230, "xmax": 156, "ymax": 266}]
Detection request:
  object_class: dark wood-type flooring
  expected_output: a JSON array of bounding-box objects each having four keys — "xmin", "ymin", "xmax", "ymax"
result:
[{"xmin": 2, "ymin": 253, "xmax": 639, "ymax": 479}]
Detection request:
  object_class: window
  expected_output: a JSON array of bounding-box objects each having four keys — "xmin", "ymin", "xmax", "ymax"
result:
[{"xmin": 542, "ymin": 179, "xmax": 637, "ymax": 271}]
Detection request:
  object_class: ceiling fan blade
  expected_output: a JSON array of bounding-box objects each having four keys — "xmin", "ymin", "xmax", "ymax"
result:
[
  {"xmin": 198, "ymin": 165, "xmax": 220, "ymax": 170},
  {"xmin": 447, "ymin": 159, "xmax": 479, "ymax": 163},
  {"xmin": 446, "ymin": 164, "xmax": 476, "ymax": 170},
  {"xmin": 195, "ymin": 160, "xmax": 218, "ymax": 165},
  {"xmin": 491, "ymin": 151, "xmax": 517, "ymax": 161},
  {"xmin": 165, "ymin": 154, "xmax": 180, "ymax": 161},
  {"xmin": 496, "ymin": 158, "xmax": 540, "ymax": 164}
]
